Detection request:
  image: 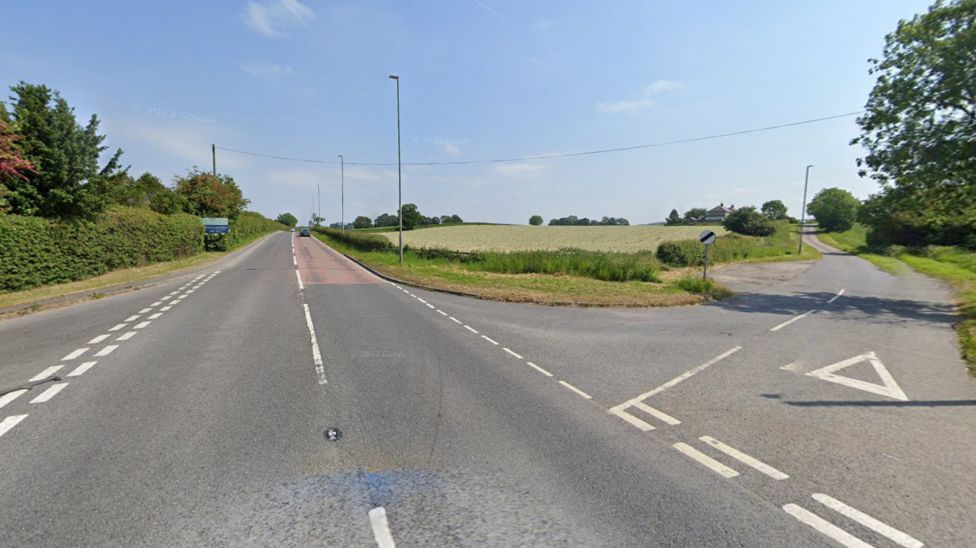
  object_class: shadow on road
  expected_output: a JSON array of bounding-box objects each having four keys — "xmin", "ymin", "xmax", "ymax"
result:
[
  {"xmin": 713, "ymin": 291, "xmax": 957, "ymax": 327},
  {"xmin": 783, "ymin": 399, "xmax": 976, "ymax": 408}
]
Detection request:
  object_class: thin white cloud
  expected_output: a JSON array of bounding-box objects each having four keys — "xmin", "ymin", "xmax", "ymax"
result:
[
  {"xmin": 111, "ymin": 119, "xmax": 246, "ymax": 172},
  {"xmin": 597, "ymin": 98, "xmax": 654, "ymax": 114},
  {"xmin": 244, "ymin": 0, "xmax": 315, "ymax": 38},
  {"xmin": 493, "ymin": 162, "xmax": 548, "ymax": 179},
  {"xmin": 473, "ymin": 0, "xmax": 515, "ymax": 26},
  {"xmin": 438, "ymin": 141, "xmax": 461, "ymax": 156},
  {"xmin": 241, "ymin": 63, "xmax": 294, "ymax": 78},
  {"xmin": 597, "ymin": 79, "xmax": 684, "ymax": 114}
]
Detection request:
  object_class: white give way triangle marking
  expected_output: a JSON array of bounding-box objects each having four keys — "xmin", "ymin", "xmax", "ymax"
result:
[{"xmin": 806, "ymin": 352, "xmax": 909, "ymax": 401}]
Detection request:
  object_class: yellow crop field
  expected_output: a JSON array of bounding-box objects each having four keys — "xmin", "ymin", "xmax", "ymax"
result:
[{"xmin": 378, "ymin": 224, "xmax": 726, "ymax": 252}]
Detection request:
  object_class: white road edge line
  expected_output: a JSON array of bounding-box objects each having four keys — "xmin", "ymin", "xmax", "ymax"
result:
[
  {"xmin": 417, "ymin": 298, "xmax": 427, "ymax": 304},
  {"xmin": 295, "ymin": 269, "xmax": 304, "ymax": 290},
  {"xmin": 526, "ymin": 361, "xmax": 553, "ymax": 377},
  {"xmin": 503, "ymin": 347, "xmax": 523, "ymax": 359},
  {"xmin": 449, "ymin": 316, "xmax": 462, "ymax": 324},
  {"xmin": 812, "ymin": 493, "xmax": 923, "ymax": 548},
  {"xmin": 698, "ymin": 436, "xmax": 788, "ymax": 480},
  {"xmin": 30, "ymin": 382, "xmax": 69, "ymax": 403},
  {"xmin": 436, "ymin": 310, "xmax": 448, "ymax": 316},
  {"xmin": 673, "ymin": 442, "xmax": 739, "ymax": 478},
  {"xmin": 827, "ymin": 288, "xmax": 846, "ymax": 304},
  {"xmin": 464, "ymin": 325, "xmax": 478, "ymax": 334},
  {"xmin": 0, "ymin": 415, "xmax": 28, "ymax": 438},
  {"xmin": 425, "ymin": 303, "xmax": 435, "ymax": 309},
  {"xmin": 302, "ymin": 303, "xmax": 327, "ymax": 385},
  {"xmin": 783, "ymin": 504, "xmax": 872, "ymax": 548},
  {"xmin": 94, "ymin": 345, "xmax": 119, "ymax": 357},
  {"xmin": 368, "ymin": 507, "xmax": 397, "ymax": 548},
  {"xmin": 481, "ymin": 335, "xmax": 499, "ymax": 345},
  {"xmin": 770, "ymin": 310, "xmax": 816, "ymax": 332},
  {"xmin": 62, "ymin": 348, "xmax": 89, "ymax": 361},
  {"xmin": 558, "ymin": 380, "xmax": 592, "ymax": 399},
  {"xmin": 0, "ymin": 389, "xmax": 28, "ymax": 409},
  {"xmin": 30, "ymin": 366, "xmax": 63, "ymax": 382},
  {"xmin": 88, "ymin": 334, "xmax": 110, "ymax": 344},
  {"xmin": 293, "ymin": 256, "xmax": 298, "ymax": 266},
  {"xmin": 67, "ymin": 361, "xmax": 97, "ymax": 377}
]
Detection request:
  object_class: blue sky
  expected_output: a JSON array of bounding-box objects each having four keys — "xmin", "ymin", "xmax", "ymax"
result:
[{"xmin": 1, "ymin": 0, "xmax": 930, "ymax": 225}]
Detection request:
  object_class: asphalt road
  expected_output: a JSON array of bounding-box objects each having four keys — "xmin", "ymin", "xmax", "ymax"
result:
[{"xmin": 0, "ymin": 230, "xmax": 972, "ymax": 546}]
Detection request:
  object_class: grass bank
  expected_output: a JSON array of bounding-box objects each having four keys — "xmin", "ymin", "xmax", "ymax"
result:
[{"xmin": 818, "ymin": 224, "xmax": 976, "ymax": 372}]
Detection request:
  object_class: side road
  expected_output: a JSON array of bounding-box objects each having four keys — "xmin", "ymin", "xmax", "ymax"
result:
[{"xmin": 0, "ymin": 232, "xmax": 281, "ymax": 319}]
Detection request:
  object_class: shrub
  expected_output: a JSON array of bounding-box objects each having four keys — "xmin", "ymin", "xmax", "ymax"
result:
[
  {"xmin": 318, "ymin": 227, "xmax": 395, "ymax": 252},
  {"xmin": 807, "ymin": 188, "xmax": 859, "ymax": 232},
  {"xmin": 676, "ymin": 276, "xmax": 733, "ymax": 299},
  {"xmin": 0, "ymin": 207, "xmax": 204, "ymax": 292},
  {"xmin": 723, "ymin": 207, "xmax": 775, "ymax": 236},
  {"xmin": 656, "ymin": 241, "xmax": 703, "ymax": 266},
  {"xmin": 473, "ymin": 249, "xmax": 660, "ymax": 282}
]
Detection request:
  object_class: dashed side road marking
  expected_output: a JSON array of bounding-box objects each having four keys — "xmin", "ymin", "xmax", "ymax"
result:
[
  {"xmin": 30, "ymin": 383, "xmax": 68, "ymax": 403},
  {"xmin": 30, "ymin": 366, "xmax": 63, "ymax": 382},
  {"xmin": 699, "ymin": 436, "xmax": 788, "ymax": 480},
  {"xmin": 673, "ymin": 442, "xmax": 739, "ymax": 478},
  {"xmin": 108, "ymin": 323, "xmax": 127, "ymax": 331},
  {"xmin": 134, "ymin": 321, "xmax": 151, "ymax": 329},
  {"xmin": 67, "ymin": 361, "xmax": 97, "ymax": 377},
  {"xmin": 436, "ymin": 310, "xmax": 448, "ymax": 316},
  {"xmin": 783, "ymin": 504, "xmax": 871, "ymax": 548},
  {"xmin": 812, "ymin": 494, "xmax": 923, "ymax": 548},
  {"xmin": 160, "ymin": 306, "xmax": 172, "ymax": 312},
  {"xmin": 116, "ymin": 331, "xmax": 137, "ymax": 341},
  {"xmin": 632, "ymin": 402, "xmax": 681, "ymax": 426},
  {"xmin": 125, "ymin": 315, "xmax": 140, "ymax": 322},
  {"xmin": 558, "ymin": 380, "xmax": 592, "ymax": 399},
  {"xmin": 149, "ymin": 313, "xmax": 163, "ymax": 319},
  {"xmin": 161, "ymin": 295, "xmax": 172, "ymax": 301},
  {"xmin": 94, "ymin": 345, "xmax": 118, "ymax": 357},
  {"xmin": 62, "ymin": 348, "xmax": 89, "ymax": 361},
  {"xmin": 88, "ymin": 334, "xmax": 110, "ymax": 344},
  {"xmin": 0, "ymin": 390, "xmax": 28, "ymax": 409},
  {"xmin": 0, "ymin": 415, "xmax": 28, "ymax": 438},
  {"xmin": 503, "ymin": 347, "xmax": 523, "ymax": 359},
  {"xmin": 295, "ymin": 269, "xmax": 304, "ymax": 290},
  {"xmin": 827, "ymin": 289, "xmax": 846, "ymax": 304},
  {"xmin": 481, "ymin": 335, "xmax": 499, "ymax": 345},
  {"xmin": 464, "ymin": 325, "xmax": 478, "ymax": 334},
  {"xmin": 368, "ymin": 507, "xmax": 397, "ymax": 548},
  {"xmin": 526, "ymin": 361, "xmax": 553, "ymax": 377},
  {"xmin": 770, "ymin": 310, "xmax": 816, "ymax": 332},
  {"xmin": 449, "ymin": 317, "xmax": 462, "ymax": 324},
  {"xmin": 139, "ymin": 308, "xmax": 152, "ymax": 314},
  {"xmin": 151, "ymin": 301, "xmax": 162, "ymax": 307}
]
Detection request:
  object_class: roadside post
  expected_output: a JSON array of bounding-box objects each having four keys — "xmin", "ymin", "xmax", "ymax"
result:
[
  {"xmin": 699, "ymin": 229, "xmax": 717, "ymax": 280},
  {"xmin": 202, "ymin": 217, "xmax": 230, "ymax": 251}
]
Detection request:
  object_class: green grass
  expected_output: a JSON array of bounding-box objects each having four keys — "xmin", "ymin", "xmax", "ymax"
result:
[{"xmin": 817, "ymin": 224, "xmax": 976, "ymax": 372}]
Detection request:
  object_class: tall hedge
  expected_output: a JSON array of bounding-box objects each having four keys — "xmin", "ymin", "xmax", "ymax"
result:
[
  {"xmin": 205, "ymin": 211, "xmax": 284, "ymax": 251},
  {"xmin": 0, "ymin": 207, "xmax": 204, "ymax": 292}
]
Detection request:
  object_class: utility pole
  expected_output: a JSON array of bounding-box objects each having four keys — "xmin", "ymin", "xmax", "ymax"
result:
[
  {"xmin": 798, "ymin": 164, "xmax": 813, "ymax": 255},
  {"xmin": 339, "ymin": 155, "xmax": 345, "ymax": 233},
  {"xmin": 211, "ymin": 143, "xmax": 216, "ymax": 177},
  {"xmin": 389, "ymin": 74, "xmax": 403, "ymax": 264}
]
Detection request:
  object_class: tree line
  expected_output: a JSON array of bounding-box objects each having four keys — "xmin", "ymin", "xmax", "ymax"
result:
[
  {"xmin": 0, "ymin": 82, "xmax": 251, "ymax": 222},
  {"xmin": 543, "ymin": 215, "xmax": 630, "ymax": 226}
]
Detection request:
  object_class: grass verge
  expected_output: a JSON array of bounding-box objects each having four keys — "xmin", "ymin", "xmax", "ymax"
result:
[{"xmin": 817, "ymin": 224, "xmax": 976, "ymax": 372}]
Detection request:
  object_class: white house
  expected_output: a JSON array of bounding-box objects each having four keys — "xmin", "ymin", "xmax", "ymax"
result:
[{"xmin": 705, "ymin": 203, "xmax": 735, "ymax": 222}]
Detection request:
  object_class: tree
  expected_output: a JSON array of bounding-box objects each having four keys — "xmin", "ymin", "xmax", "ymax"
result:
[
  {"xmin": 174, "ymin": 169, "xmax": 248, "ymax": 219},
  {"xmin": 528, "ymin": 215, "xmax": 543, "ymax": 226},
  {"xmin": 449, "ymin": 214, "xmax": 463, "ymax": 224},
  {"xmin": 807, "ymin": 188, "xmax": 860, "ymax": 232},
  {"xmin": 1, "ymin": 82, "xmax": 124, "ymax": 218},
  {"xmin": 276, "ymin": 212, "xmax": 298, "ymax": 227},
  {"xmin": 723, "ymin": 206, "xmax": 775, "ymax": 236},
  {"xmin": 353, "ymin": 215, "xmax": 372, "ymax": 229},
  {"xmin": 665, "ymin": 209, "xmax": 682, "ymax": 225},
  {"xmin": 399, "ymin": 203, "xmax": 422, "ymax": 229},
  {"xmin": 761, "ymin": 200, "xmax": 788, "ymax": 220},
  {"xmin": 0, "ymin": 116, "xmax": 34, "ymax": 214},
  {"xmin": 683, "ymin": 208, "xmax": 707, "ymax": 224},
  {"xmin": 852, "ymin": 0, "xmax": 976, "ymax": 246},
  {"xmin": 374, "ymin": 213, "xmax": 397, "ymax": 227}
]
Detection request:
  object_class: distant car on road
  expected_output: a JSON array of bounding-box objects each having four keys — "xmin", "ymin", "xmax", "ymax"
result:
[{"xmin": 299, "ymin": 227, "xmax": 311, "ymax": 237}]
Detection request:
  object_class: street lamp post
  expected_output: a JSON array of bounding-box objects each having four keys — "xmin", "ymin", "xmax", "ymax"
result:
[
  {"xmin": 338, "ymin": 155, "xmax": 344, "ymax": 233},
  {"xmin": 798, "ymin": 164, "xmax": 813, "ymax": 255},
  {"xmin": 389, "ymin": 74, "xmax": 403, "ymax": 264}
]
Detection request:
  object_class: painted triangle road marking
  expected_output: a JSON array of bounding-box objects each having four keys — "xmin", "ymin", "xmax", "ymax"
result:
[{"xmin": 806, "ymin": 351, "xmax": 908, "ymax": 401}]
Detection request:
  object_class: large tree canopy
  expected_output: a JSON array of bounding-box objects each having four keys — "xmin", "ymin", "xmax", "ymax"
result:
[
  {"xmin": 174, "ymin": 169, "xmax": 248, "ymax": 220},
  {"xmin": 852, "ymin": 0, "xmax": 976, "ymax": 246},
  {"xmin": 1, "ymin": 82, "xmax": 124, "ymax": 218}
]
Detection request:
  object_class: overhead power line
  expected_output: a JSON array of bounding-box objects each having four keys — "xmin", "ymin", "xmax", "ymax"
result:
[{"xmin": 216, "ymin": 110, "xmax": 862, "ymax": 167}]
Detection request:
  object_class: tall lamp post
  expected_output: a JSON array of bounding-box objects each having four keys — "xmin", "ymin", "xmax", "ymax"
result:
[
  {"xmin": 389, "ymin": 74, "xmax": 403, "ymax": 264},
  {"xmin": 338, "ymin": 154, "xmax": 345, "ymax": 233},
  {"xmin": 798, "ymin": 164, "xmax": 813, "ymax": 255}
]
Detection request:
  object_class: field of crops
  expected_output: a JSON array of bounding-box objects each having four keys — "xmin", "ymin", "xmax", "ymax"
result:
[{"xmin": 378, "ymin": 224, "xmax": 726, "ymax": 252}]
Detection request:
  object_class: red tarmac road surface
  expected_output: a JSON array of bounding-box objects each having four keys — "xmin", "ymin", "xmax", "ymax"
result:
[{"xmin": 295, "ymin": 234, "xmax": 380, "ymax": 285}]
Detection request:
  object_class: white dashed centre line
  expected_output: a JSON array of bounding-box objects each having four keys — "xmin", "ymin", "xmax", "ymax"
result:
[
  {"xmin": 125, "ymin": 315, "xmax": 140, "ymax": 322},
  {"xmin": 417, "ymin": 298, "xmax": 427, "ymax": 304},
  {"xmin": 116, "ymin": 331, "xmax": 137, "ymax": 341},
  {"xmin": 139, "ymin": 308, "xmax": 152, "ymax": 314},
  {"xmin": 134, "ymin": 321, "xmax": 151, "ymax": 329},
  {"xmin": 424, "ymin": 303, "xmax": 435, "ymax": 309},
  {"xmin": 302, "ymin": 303, "xmax": 327, "ymax": 385},
  {"xmin": 149, "ymin": 313, "xmax": 163, "ymax": 319},
  {"xmin": 770, "ymin": 310, "xmax": 816, "ymax": 332},
  {"xmin": 526, "ymin": 361, "xmax": 554, "ymax": 377},
  {"xmin": 160, "ymin": 306, "xmax": 172, "ymax": 312},
  {"xmin": 30, "ymin": 366, "xmax": 63, "ymax": 382},
  {"xmin": 94, "ymin": 345, "xmax": 119, "ymax": 357},
  {"xmin": 30, "ymin": 382, "xmax": 69, "ymax": 403},
  {"xmin": 558, "ymin": 380, "xmax": 592, "ymax": 399},
  {"xmin": 67, "ymin": 361, "xmax": 97, "ymax": 377},
  {"xmin": 449, "ymin": 317, "xmax": 462, "ymax": 324},
  {"xmin": 827, "ymin": 288, "xmax": 846, "ymax": 304},
  {"xmin": 293, "ymin": 256, "xmax": 298, "ymax": 266},
  {"xmin": 0, "ymin": 415, "xmax": 28, "ymax": 438},
  {"xmin": 0, "ymin": 389, "xmax": 28, "ymax": 409},
  {"xmin": 109, "ymin": 323, "xmax": 127, "ymax": 332},
  {"xmin": 673, "ymin": 442, "xmax": 739, "ymax": 478},
  {"xmin": 161, "ymin": 295, "xmax": 171, "ymax": 300},
  {"xmin": 812, "ymin": 494, "xmax": 923, "ymax": 548},
  {"xmin": 481, "ymin": 335, "xmax": 499, "ymax": 345},
  {"xmin": 503, "ymin": 348, "xmax": 523, "ymax": 359},
  {"xmin": 699, "ymin": 436, "xmax": 789, "ymax": 480},
  {"xmin": 464, "ymin": 325, "xmax": 479, "ymax": 334},
  {"xmin": 151, "ymin": 301, "xmax": 162, "ymax": 307},
  {"xmin": 88, "ymin": 334, "xmax": 110, "ymax": 344},
  {"xmin": 62, "ymin": 348, "xmax": 89, "ymax": 361},
  {"xmin": 783, "ymin": 504, "xmax": 871, "ymax": 548},
  {"xmin": 436, "ymin": 310, "xmax": 448, "ymax": 316},
  {"xmin": 296, "ymin": 269, "xmax": 304, "ymax": 290},
  {"xmin": 368, "ymin": 507, "xmax": 397, "ymax": 548}
]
